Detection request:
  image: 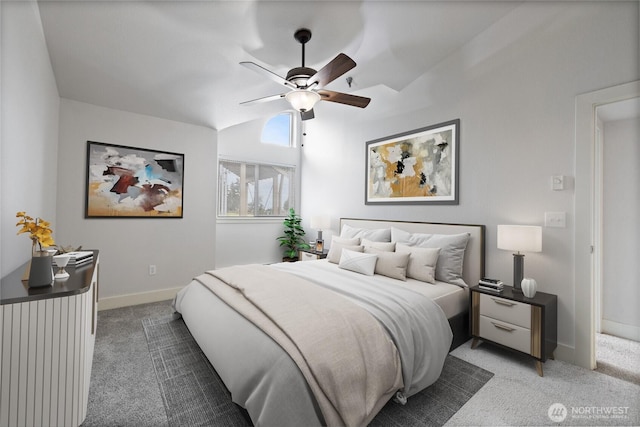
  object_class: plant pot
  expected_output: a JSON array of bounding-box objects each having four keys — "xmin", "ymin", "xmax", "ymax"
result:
[{"xmin": 28, "ymin": 252, "xmax": 54, "ymax": 287}]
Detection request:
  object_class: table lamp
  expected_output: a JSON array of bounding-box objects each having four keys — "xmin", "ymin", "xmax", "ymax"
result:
[
  {"xmin": 497, "ymin": 225, "xmax": 542, "ymax": 291},
  {"xmin": 310, "ymin": 215, "xmax": 331, "ymax": 253}
]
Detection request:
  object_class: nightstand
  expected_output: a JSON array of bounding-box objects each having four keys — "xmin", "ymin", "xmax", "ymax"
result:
[
  {"xmin": 470, "ymin": 285, "xmax": 557, "ymax": 376},
  {"xmin": 298, "ymin": 248, "xmax": 328, "ymax": 261}
]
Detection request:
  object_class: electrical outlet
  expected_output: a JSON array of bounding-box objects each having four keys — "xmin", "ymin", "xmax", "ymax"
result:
[
  {"xmin": 149, "ymin": 265, "xmax": 157, "ymax": 275},
  {"xmin": 545, "ymin": 212, "xmax": 566, "ymax": 228}
]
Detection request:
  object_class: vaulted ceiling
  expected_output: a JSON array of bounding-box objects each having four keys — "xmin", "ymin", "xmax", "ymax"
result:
[{"xmin": 37, "ymin": 1, "xmax": 522, "ymax": 130}]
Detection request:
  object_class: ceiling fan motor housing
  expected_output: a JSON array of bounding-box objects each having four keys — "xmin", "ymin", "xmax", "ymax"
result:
[{"xmin": 286, "ymin": 67, "xmax": 317, "ymax": 87}]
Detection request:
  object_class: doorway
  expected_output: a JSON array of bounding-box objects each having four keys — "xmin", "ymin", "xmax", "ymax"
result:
[
  {"xmin": 593, "ymin": 99, "xmax": 640, "ymax": 383},
  {"xmin": 574, "ymin": 80, "xmax": 640, "ymax": 370}
]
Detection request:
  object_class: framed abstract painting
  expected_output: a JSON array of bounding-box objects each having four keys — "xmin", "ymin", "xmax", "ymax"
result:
[
  {"xmin": 85, "ymin": 141, "xmax": 184, "ymax": 218},
  {"xmin": 365, "ymin": 119, "xmax": 460, "ymax": 205}
]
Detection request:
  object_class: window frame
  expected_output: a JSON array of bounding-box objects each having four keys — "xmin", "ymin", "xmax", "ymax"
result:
[
  {"xmin": 261, "ymin": 112, "xmax": 295, "ymax": 148},
  {"xmin": 217, "ymin": 158, "xmax": 297, "ymax": 220}
]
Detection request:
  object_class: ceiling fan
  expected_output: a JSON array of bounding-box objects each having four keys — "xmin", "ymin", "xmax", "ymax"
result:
[{"xmin": 240, "ymin": 28, "xmax": 371, "ymax": 121}]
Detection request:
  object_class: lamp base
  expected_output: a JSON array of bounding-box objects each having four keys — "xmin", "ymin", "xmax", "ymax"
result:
[{"xmin": 513, "ymin": 253, "xmax": 524, "ymax": 292}]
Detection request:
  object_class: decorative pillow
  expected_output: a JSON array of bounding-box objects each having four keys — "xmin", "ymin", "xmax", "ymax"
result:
[
  {"xmin": 364, "ymin": 247, "xmax": 410, "ymax": 281},
  {"xmin": 414, "ymin": 233, "xmax": 471, "ymax": 287},
  {"xmin": 340, "ymin": 224, "xmax": 391, "ymax": 242},
  {"xmin": 338, "ymin": 249, "xmax": 377, "ymax": 276},
  {"xmin": 327, "ymin": 243, "xmax": 363, "ymax": 264},
  {"xmin": 391, "ymin": 227, "xmax": 431, "ymax": 245},
  {"xmin": 391, "ymin": 227, "xmax": 413, "ymax": 243},
  {"xmin": 361, "ymin": 238, "xmax": 395, "ymax": 252},
  {"xmin": 331, "ymin": 236, "xmax": 360, "ymax": 246},
  {"xmin": 395, "ymin": 243, "xmax": 440, "ymax": 284}
]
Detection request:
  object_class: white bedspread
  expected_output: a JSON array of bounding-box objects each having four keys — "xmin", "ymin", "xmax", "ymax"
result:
[{"xmin": 272, "ymin": 260, "xmax": 453, "ymax": 397}]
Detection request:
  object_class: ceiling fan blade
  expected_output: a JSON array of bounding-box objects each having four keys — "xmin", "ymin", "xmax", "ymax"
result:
[
  {"xmin": 307, "ymin": 53, "xmax": 356, "ymax": 88},
  {"xmin": 318, "ymin": 90, "xmax": 371, "ymax": 108},
  {"xmin": 300, "ymin": 109, "xmax": 315, "ymax": 121},
  {"xmin": 240, "ymin": 93, "xmax": 286, "ymax": 106},
  {"xmin": 240, "ymin": 62, "xmax": 297, "ymax": 89}
]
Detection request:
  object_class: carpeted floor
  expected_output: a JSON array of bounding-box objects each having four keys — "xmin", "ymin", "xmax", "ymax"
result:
[
  {"xmin": 596, "ymin": 333, "xmax": 640, "ymax": 386},
  {"xmin": 142, "ymin": 314, "xmax": 493, "ymax": 427},
  {"xmin": 83, "ymin": 300, "xmax": 640, "ymax": 426}
]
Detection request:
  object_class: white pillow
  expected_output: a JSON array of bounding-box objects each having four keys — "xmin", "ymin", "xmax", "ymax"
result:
[
  {"xmin": 395, "ymin": 243, "xmax": 440, "ymax": 284},
  {"xmin": 391, "ymin": 227, "xmax": 413, "ymax": 243},
  {"xmin": 419, "ymin": 233, "xmax": 469, "ymax": 286},
  {"xmin": 327, "ymin": 243, "xmax": 363, "ymax": 264},
  {"xmin": 340, "ymin": 224, "xmax": 391, "ymax": 242},
  {"xmin": 392, "ymin": 230, "xmax": 471, "ymax": 287},
  {"xmin": 364, "ymin": 248, "xmax": 410, "ymax": 281},
  {"xmin": 391, "ymin": 227, "xmax": 431, "ymax": 245},
  {"xmin": 361, "ymin": 238, "xmax": 395, "ymax": 252},
  {"xmin": 338, "ymin": 249, "xmax": 377, "ymax": 276},
  {"xmin": 330, "ymin": 236, "xmax": 360, "ymax": 246}
]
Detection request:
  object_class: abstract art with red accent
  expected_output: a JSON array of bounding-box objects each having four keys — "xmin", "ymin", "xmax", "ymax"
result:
[{"xmin": 86, "ymin": 141, "xmax": 184, "ymax": 218}]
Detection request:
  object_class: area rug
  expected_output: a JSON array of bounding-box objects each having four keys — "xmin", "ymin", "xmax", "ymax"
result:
[{"xmin": 143, "ymin": 314, "xmax": 493, "ymax": 427}]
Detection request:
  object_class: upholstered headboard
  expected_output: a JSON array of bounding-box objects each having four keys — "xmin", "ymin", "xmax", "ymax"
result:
[{"xmin": 339, "ymin": 218, "xmax": 485, "ymax": 288}]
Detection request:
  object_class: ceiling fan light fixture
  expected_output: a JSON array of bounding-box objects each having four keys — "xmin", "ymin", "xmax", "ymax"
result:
[{"xmin": 285, "ymin": 89, "xmax": 321, "ymax": 112}]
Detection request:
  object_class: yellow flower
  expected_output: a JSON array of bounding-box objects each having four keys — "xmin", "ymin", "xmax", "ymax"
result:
[{"xmin": 15, "ymin": 211, "xmax": 56, "ymax": 252}]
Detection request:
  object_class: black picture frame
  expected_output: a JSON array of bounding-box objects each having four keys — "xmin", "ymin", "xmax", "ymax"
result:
[{"xmin": 85, "ymin": 141, "xmax": 184, "ymax": 218}]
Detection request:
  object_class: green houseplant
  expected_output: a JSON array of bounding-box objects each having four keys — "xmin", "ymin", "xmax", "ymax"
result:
[{"xmin": 277, "ymin": 208, "xmax": 310, "ymax": 261}]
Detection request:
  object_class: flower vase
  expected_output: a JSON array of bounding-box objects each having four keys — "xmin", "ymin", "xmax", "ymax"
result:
[{"xmin": 28, "ymin": 251, "xmax": 54, "ymax": 287}]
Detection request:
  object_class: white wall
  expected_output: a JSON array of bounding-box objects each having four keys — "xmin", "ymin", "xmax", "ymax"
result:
[
  {"xmin": 1, "ymin": 0, "xmax": 60, "ymax": 277},
  {"xmin": 602, "ymin": 117, "xmax": 640, "ymax": 338},
  {"xmin": 216, "ymin": 113, "xmax": 302, "ymax": 267},
  {"xmin": 56, "ymin": 99, "xmax": 217, "ymax": 303},
  {"xmin": 300, "ymin": 2, "xmax": 639, "ymax": 356}
]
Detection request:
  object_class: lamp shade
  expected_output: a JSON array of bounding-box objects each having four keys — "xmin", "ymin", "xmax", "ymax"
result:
[
  {"xmin": 497, "ymin": 225, "xmax": 542, "ymax": 252},
  {"xmin": 285, "ymin": 89, "xmax": 320, "ymax": 112},
  {"xmin": 310, "ymin": 215, "xmax": 331, "ymax": 230}
]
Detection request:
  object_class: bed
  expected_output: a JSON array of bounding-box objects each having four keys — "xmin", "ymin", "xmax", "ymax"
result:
[{"xmin": 173, "ymin": 219, "xmax": 485, "ymax": 426}]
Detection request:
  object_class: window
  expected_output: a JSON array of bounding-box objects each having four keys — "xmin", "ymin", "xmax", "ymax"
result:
[
  {"xmin": 218, "ymin": 160, "xmax": 295, "ymax": 217},
  {"xmin": 261, "ymin": 113, "xmax": 293, "ymax": 147}
]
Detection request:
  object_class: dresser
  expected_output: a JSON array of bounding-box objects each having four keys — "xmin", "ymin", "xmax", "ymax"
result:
[
  {"xmin": 470, "ymin": 285, "xmax": 557, "ymax": 376},
  {"xmin": 0, "ymin": 251, "xmax": 99, "ymax": 427}
]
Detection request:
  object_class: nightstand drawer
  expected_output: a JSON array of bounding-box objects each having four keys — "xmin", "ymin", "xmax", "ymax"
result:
[
  {"xmin": 299, "ymin": 251, "xmax": 319, "ymax": 261},
  {"xmin": 479, "ymin": 315, "xmax": 531, "ymax": 354},
  {"xmin": 479, "ymin": 293, "xmax": 531, "ymax": 329}
]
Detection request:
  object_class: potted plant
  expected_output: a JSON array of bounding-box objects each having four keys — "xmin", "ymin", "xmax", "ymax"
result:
[{"xmin": 277, "ymin": 208, "xmax": 310, "ymax": 262}]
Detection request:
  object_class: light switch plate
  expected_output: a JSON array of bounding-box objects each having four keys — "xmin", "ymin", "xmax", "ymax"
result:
[
  {"xmin": 551, "ymin": 175, "xmax": 564, "ymax": 191},
  {"xmin": 545, "ymin": 212, "xmax": 566, "ymax": 228}
]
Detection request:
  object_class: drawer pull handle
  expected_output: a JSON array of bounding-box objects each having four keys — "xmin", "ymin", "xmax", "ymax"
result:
[
  {"xmin": 492, "ymin": 322, "xmax": 515, "ymax": 332},
  {"xmin": 491, "ymin": 298, "xmax": 516, "ymax": 307}
]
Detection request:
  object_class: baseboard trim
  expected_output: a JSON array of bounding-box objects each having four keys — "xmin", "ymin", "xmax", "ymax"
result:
[
  {"xmin": 553, "ymin": 342, "xmax": 574, "ymax": 364},
  {"xmin": 601, "ymin": 319, "xmax": 640, "ymax": 342},
  {"xmin": 98, "ymin": 287, "xmax": 183, "ymax": 311}
]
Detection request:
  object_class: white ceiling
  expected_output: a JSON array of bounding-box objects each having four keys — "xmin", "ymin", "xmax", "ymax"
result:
[{"xmin": 37, "ymin": 1, "xmax": 522, "ymax": 130}]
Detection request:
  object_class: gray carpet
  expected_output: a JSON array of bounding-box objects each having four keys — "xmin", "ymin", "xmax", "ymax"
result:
[
  {"xmin": 596, "ymin": 333, "xmax": 640, "ymax": 386},
  {"xmin": 143, "ymin": 314, "xmax": 494, "ymax": 427}
]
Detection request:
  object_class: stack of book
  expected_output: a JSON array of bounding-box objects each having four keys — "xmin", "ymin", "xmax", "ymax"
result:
[
  {"xmin": 478, "ymin": 278, "xmax": 504, "ymax": 293},
  {"xmin": 66, "ymin": 251, "xmax": 94, "ymax": 267}
]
